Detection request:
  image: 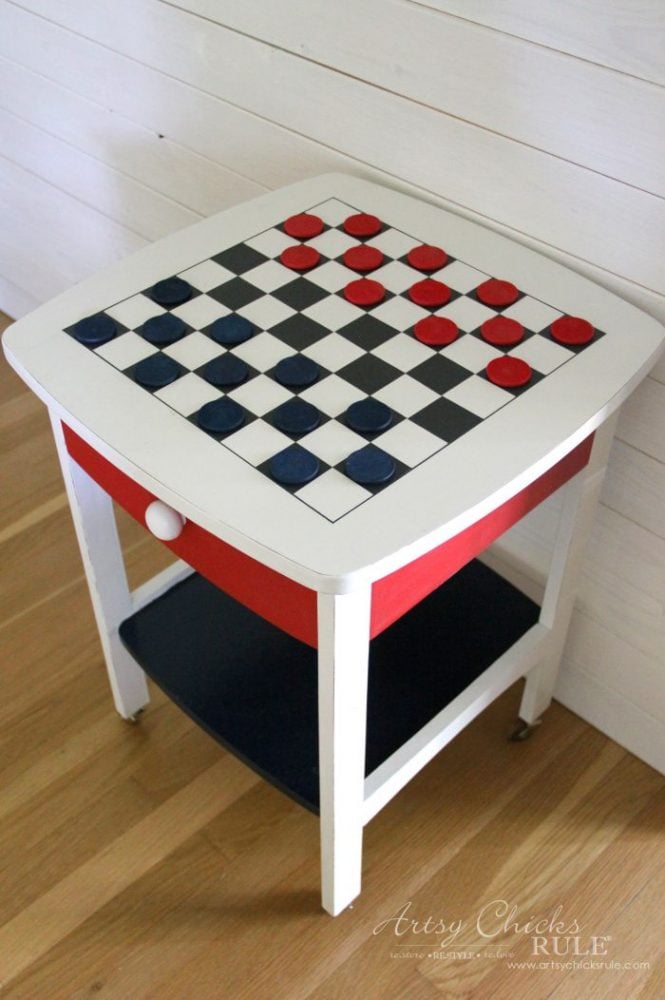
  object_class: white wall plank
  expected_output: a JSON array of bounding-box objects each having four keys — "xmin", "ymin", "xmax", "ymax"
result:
[
  {"xmin": 0, "ymin": 276, "xmax": 39, "ymax": 321},
  {"xmin": 0, "ymin": 58, "xmax": 265, "ymax": 219},
  {"xmin": 647, "ymin": 347, "xmax": 665, "ymax": 386},
  {"xmin": 556, "ymin": 662, "xmax": 665, "ymax": 776},
  {"xmin": 565, "ymin": 609, "xmax": 665, "ymax": 725},
  {"xmin": 577, "ymin": 506, "xmax": 665, "ymax": 665},
  {"xmin": 602, "ymin": 439, "xmax": 665, "ymax": 541},
  {"xmin": 3, "ymin": 2, "xmax": 664, "ymax": 293},
  {"xmin": 0, "ymin": 107, "xmax": 199, "ymax": 241},
  {"xmin": 0, "ymin": 12, "xmax": 349, "ymax": 194},
  {"xmin": 163, "ymin": 0, "xmax": 665, "ymax": 193},
  {"xmin": 616, "ymin": 376, "xmax": 665, "ymax": 464},
  {"xmin": 0, "ymin": 158, "xmax": 144, "ymax": 302},
  {"xmin": 419, "ymin": 0, "xmax": 665, "ymax": 85}
]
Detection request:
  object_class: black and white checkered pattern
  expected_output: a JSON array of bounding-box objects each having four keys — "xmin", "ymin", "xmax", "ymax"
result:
[{"xmin": 65, "ymin": 198, "xmax": 601, "ymax": 522}]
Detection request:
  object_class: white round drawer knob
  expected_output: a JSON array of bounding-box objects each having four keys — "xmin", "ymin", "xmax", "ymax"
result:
[{"xmin": 145, "ymin": 500, "xmax": 185, "ymax": 541}]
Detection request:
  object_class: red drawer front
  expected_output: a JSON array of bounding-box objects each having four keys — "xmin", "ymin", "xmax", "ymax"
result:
[
  {"xmin": 63, "ymin": 424, "xmax": 319, "ymax": 648},
  {"xmin": 370, "ymin": 434, "xmax": 594, "ymax": 638},
  {"xmin": 64, "ymin": 424, "xmax": 593, "ymax": 648}
]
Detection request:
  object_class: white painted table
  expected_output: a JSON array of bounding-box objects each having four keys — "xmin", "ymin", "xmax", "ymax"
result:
[{"xmin": 3, "ymin": 175, "xmax": 663, "ymax": 915}]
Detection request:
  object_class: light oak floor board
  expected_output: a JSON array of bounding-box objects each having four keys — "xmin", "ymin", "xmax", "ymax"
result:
[{"xmin": 1, "ymin": 310, "xmax": 664, "ymax": 998}]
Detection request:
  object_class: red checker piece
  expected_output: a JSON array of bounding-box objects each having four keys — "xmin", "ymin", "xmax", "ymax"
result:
[
  {"xmin": 408, "ymin": 279, "xmax": 451, "ymax": 308},
  {"xmin": 280, "ymin": 244, "xmax": 321, "ymax": 271},
  {"xmin": 414, "ymin": 316, "xmax": 459, "ymax": 346},
  {"xmin": 343, "ymin": 213, "xmax": 382, "ymax": 238},
  {"xmin": 550, "ymin": 315, "xmax": 595, "ymax": 345},
  {"xmin": 486, "ymin": 356, "xmax": 532, "ymax": 388},
  {"xmin": 344, "ymin": 278, "xmax": 386, "ymax": 307},
  {"xmin": 283, "ymin": 213, "xmax": 324, "ymax": 239},
  {"xmin": 407, "ymin": 245, "xmax": 448, "ymax": 272},
  {"xmin": 343, "ymin": 244, "xmax": 384, "ymax": 272},
  {"xmin": 480, "ymin": 315, "xmax": 524, "ymax": 347},
  {"xmin": 476, "ymin": 278, "xmax": 520, "ymax": 307}
]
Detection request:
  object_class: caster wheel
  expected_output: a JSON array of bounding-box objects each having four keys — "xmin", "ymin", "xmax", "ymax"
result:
[
  {"xmin": 124, "ymin": 708, "xmax": 145, "ymax": 725},
  {"xmin": 509, "ymin": 718, "xmax": 541, "ymax": 742}
]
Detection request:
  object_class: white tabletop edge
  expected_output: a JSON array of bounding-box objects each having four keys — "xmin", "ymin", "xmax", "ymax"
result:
[{"xmin": 4, "ymin": 174, "xmax": 664, "ymax": 593}]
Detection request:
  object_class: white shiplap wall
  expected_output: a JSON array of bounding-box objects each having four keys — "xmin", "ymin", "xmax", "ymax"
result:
[{"xmin": 1, "ymin": 0, "xmax": 664, "ymax": 771}]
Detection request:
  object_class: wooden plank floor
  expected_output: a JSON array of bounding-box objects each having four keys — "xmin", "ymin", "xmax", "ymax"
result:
[{"xmin": 1, "ymin": 308, "xmax": 664, "ymax": 999}]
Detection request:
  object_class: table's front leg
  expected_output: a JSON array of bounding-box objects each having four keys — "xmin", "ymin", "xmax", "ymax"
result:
[
  {"xmin": 519, "ymin": 415, "xmax": 618, "ymax": 727},
  {"xmin": 317, "ymin": 587, "xmax": 372, "ymax": 916},
  {"xmin": 50, "ymin": 416, "xmax": 150, "ymax": 720}
]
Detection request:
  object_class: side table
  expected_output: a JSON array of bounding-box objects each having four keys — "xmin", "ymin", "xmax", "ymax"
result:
[{"xmin": 3, "ymin": 174, "xmax": 663, "ymax": 915}]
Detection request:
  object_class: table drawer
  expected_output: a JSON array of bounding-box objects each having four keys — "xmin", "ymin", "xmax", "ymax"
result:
[{"xmin": 62, "ymin": 423, "xmax": 319, "ymax": 647}]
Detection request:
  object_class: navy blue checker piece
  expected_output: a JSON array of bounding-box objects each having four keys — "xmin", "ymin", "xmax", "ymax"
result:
[
  {"xmin": 345, "ymin": 398, "xmax": 393, "ymax": 434},
  {"xmin": 141, "ymin": 313, "xmax": 188, "ymax": 346},
  {"xmin": 65, "ymin": 196, "xmax": 604, "ymax": 523},
  {"xmin": 201, "ymin": 354, "xmax": 249, "ymax": 388},
  {"xmin": 272, "ymin": 398, "xmax": 321, "ymax": 436},
  {"xmin": 270, "ymin": 445, "xmax": 320, "ymax": 486},
  {"xmin": 345, "ymin": 445, "xmax": 396, "ymax": 485},
  {"xmin": 71, "ymin": 313, "xmax": 117, "ymax": 347},
  {"xmin": 274, "ymin": 355, "xmax": 320, "ymax": 389},
  {"xmin": 197, "ymin": 397, "xmax": 246, "ymax": 435},
  {"xmin": 133, "ymin": 353, "xmax": 183, "ymax": 389},
  {"xmin": 207, "ymin": 314, "xmax": 254, "ymax": 346},
  {"xmin": 148, "ymin": 276, "xmax": 193, "ymax": 308}
]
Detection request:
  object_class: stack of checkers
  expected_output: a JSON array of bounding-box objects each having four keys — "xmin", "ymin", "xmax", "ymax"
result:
[{"xmin": 67, "ymin": 198, "xmax": 601, "ymax": 522}]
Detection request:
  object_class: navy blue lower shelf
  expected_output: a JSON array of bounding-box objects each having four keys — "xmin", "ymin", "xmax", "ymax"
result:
[{"xmin": 119, "ymin": 559, "xmax": 539, "ymax": 813}]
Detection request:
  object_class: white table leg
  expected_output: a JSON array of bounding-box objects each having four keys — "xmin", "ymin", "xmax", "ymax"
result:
[
  {"xmin": 50, "ymin": 416, "xmax": 150, "ymax": 719},
  {"xmin": 317, "ymin": 587, "xmax": 372, "ymax": 916},
  {"xmin": 519, "ymin": 417, "xmax": 617, "ymax": 724}
]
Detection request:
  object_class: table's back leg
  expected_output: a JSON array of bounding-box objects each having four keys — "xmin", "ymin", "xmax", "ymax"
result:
[
  {"xmin": 317, "ymin": 587, "xmax": 371, "ymax": 916},
  {"xmin": 50, "ymin": 415, "xmax": 150, "ymax": 720},
  {"xmin": 519, "ymin": 415, "xmax": 618, "ymax": 726}
]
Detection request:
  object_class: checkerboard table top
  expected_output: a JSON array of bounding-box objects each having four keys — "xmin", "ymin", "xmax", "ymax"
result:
[{"xmin": 4, "ymin": 175, "xmax": 663, "ymax": 589}]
